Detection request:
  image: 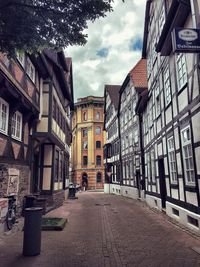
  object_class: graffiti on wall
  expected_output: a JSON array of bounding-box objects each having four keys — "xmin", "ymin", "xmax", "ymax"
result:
[{"xmin": 7, "ymin": 168, "xmax": 19, "ymax": 196}]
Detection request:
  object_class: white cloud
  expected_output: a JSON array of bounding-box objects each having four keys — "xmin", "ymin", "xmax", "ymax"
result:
[{"xmin": 65, "ymin": 0, "xmax": 146, "ymax": 101}]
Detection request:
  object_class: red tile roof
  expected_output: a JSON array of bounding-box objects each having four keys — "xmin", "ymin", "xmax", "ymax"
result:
[{"xmin": 129, "ymin": 59, "xmax": 147, "ymax": 89}]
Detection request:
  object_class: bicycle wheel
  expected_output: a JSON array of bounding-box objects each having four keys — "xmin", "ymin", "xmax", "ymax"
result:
[{"xmin": 6, "ymin": 209, "xmax": 16, "ymax": 230}]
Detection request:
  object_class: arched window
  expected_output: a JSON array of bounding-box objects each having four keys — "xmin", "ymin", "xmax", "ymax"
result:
[
  {"xmin": 96, "ymin": 112, "xmax": 100, "ymax": 120},
  {"xmin": 96, "ymin": 126, "xmax": 101, "ymax": 135},
  {"xmin": 96, "ymin": 155, "xmax": 101, "ymax": 166},
  {"xmin": 96, "ymin": 141, "xmax": 101, "ymax": 149},
  {"xmin": 96, "ymin": 172, "xmax": 102, "ymax": 183},
  {"xmin": 83, "ymin": 111, "xmax": 87, "ymax": 121}
]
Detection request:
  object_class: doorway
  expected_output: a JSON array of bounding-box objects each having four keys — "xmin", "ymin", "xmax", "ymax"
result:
[
  {"xmin": 158, "ymin": 158, "xmax": 166, "ymax": 209},
  {"xmin": 136, "ymin": 170, "xmax": 141, "ymax": 198},
  {"xmin": 32, "ymin": 153, "xmax": 40, "ymax": 193},
  {"xmin": 82, "ymin": 172, "xmax": 88, "ymax": 188}
]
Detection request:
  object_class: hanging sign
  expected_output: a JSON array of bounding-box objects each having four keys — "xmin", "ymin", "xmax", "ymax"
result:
[{"xmin": 172, "ymin": 28, "xmax": 200, "ymax": 53}]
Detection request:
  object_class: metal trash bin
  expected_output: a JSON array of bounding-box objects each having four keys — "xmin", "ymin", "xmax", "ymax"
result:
[
  {"xmin": 23, "ymin": 207, "xmax": 43, "ymax": 256},
  {"xmin": 22, "ymin": 195, "xmax": 36, "ymax": 216},
  {"xmin": 68, "ymin": 186, "xmax": 76, "ymax": 199}
]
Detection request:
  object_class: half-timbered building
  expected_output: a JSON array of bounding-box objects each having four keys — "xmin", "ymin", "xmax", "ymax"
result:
[
  {"xmin": 141, "ymin": 0, "xmax": 200, "ymax": 231},
  {"xmin": 103, "ymin": 85, "xmax": 121, "ymax": 195},
  {"xmin": 32, "ymin": 50, "xmax": 74, "ymax": 209},
  {"xmin": 0, "ymin": 51, "xmax": 44, "ymax": 225},
  {"xmin": 0, "ymin": 49, "xmax": 73, "ymax": 229},
  {"xmin": 118, "ymin": 59, "xmax": 147, "ymax": 199}
]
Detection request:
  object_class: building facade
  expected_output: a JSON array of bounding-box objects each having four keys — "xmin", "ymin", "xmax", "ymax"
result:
[
  {"xmin": 0, "ymin": 51, "xmax": 42, "ymax": 229},
  {"xmin": 141, "ymin": 0, "xmax": 200, "ymax": 231},
  {"xmin": 103, "ymin": 85, "xmax": 121, "ymax": 195},
  {"xmin": 72, "ymin": 96, "xmax": 105, "ymax": 190},
  {"xmin": 118, "ymin": 59, "xmax": 147, "ymax": 199},
  {"xmin": 0, "ymin": 50, "xmax": 74, "ymax": 231}
]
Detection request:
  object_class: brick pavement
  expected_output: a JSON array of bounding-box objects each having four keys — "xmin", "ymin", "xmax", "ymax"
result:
[{"xmin": 0, "ymin": 192, "xmax": 200, "ymax": 267}]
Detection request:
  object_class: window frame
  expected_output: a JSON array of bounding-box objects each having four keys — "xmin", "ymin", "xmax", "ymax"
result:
[
  {"xmin": 163, "ymin": 66, "xmax": 171, "ymax": 106},
  {"xmin": 11, "ymin": 111, "xmax": 23, "ymax": 141},
  {"xmin": 83, "ymin": 156, "xmax": 88, "ymax": 166},
  {"xmin": 176, "ymin": 53, "xmax": 187, "ymax": 91},
  {"xmin": 181, "ymin": 126, "xmax": 195, "ymax": 185},
  {"xmin": 96, "ymin": 172, "xmax": 102, "ymax": 183},
  {"xmin": 96, "ymin": 155, "xmax": 101, "ymax": 166},
  {"xmin": 96, "ymin": 141, "xmax": 101, "ymax": 149},
  {"xmin": 26, "ymin": 57, "xmax": 36, "ymax": 83},
  {"xmin": 167, "ymin": 136, "xmax": 177, "ymax": 184},
  {"xmin": 0, "ymin": 97, "xmax": 9, "ymax": 135},
  {"xmin": 95, "ymin": 126, "xmax": 101, "ymax": 135}
]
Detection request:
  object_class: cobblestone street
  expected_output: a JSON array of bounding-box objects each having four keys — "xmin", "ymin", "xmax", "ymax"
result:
[{"xmin": 1, "ymin": 192, "xmax": 200, "ymax": 267}]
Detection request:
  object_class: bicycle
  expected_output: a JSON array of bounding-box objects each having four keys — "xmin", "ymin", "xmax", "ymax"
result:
[{"xmin": 5, "ymin": 195, "xmax": 17, "ymax": 230}]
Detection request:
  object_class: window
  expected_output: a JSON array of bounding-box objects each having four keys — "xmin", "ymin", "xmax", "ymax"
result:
[
  {"xmin": 96, "ymin": 172, "xmax": 102, "ymax": 183},
  {"xmin": 96, "ymin": 112, "xmax": 100, "ymax": 120},
  {"xmin": 96, "ymin": 141, "xmax": 101, "ymax": 149},
  {"xmin": 83, "ymin": 156, "xmax": 88, "ymax": 166},
  {"xmin": 82, "ymin": 129, "xmax": 87, "ymax": 137},
  {"xmin": 181, "ymin": 126, "xmax": 195, "ymax": 184},
  {"xmin": 83, "ymin": 111, "xmax": 87, "ymax": 121},
  {"xmin": 151, "ymin": 150, "xmax": 156, "ymax": 183},
  {"xmin": 168, "ymin": 136, "xmax": 177, "ymax": 183},
  {"xmin": 11, "ymin": 111, "xmax": 22, "ymax": 140},
  {"xmin": 96, "ymin": 126, "xmax": 101, "ymax": 135},
  {"xmin": 83, "ymin": 141, "xmax": 88, "ymax": 150},
  {"xmin": 96, "ymin": 155, "xmax": 101, "ymax": 166},
  {"xmin": 26, "ymin": 57, "xmax": 35, "ymax": 82},
  {"xmin": 176, "ymin": 53, "xmax": 187, "ymax": 90},
  {"xmin": 55, "ymin": 150, "xmax": 59, "ymax": 182},
  {"xmin": 164, "ymin": 66, "xmax": 171, "ymax": 106},
  {"xmin": 0, "ymin": 98, "xmax": 9, "ymax": 134},
  {"xmin": 158, "ymin": 4, "xmax": 165, "ymax": 34},
  {"xmin": 16, "ymin": 52, "xmax": 25, "ymax": 67},
  {"xmin": 156, "ymin": 95, "xmax": 161, "ymax": 117}
]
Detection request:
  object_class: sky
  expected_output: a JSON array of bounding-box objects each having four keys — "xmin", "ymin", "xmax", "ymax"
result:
[{"xmin": 65, "ymin": 0, "xmax": 146, "ymax": 102}]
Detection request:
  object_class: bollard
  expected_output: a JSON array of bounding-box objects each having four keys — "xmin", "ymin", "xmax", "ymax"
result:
[{"xmin": 23, "ymin": 207, "xmax": 43, "ymax": 256}]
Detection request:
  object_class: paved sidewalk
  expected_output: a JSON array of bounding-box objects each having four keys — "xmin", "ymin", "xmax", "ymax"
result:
[{"xmin": 0, "ymin": 192, "xmax": 200, "ymax": 267}]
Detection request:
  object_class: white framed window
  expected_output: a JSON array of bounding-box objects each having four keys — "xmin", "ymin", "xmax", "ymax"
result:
[
  {"xmin": 158, "ymin": 4, "xmax": 165, "ymax": 35},
  {"xmin": 156, "ymin": 95, "xmax": 161, "ymax": 117},
  {"xmin": 26, "ymin": 57, "xmax": 35, "ymax": 82},
  {"xmin": 151, "ymin": 150, "xmax": 156, "ymax": 183},
  {"xmin": 167, "ymin": 136, "xmax": 177, "ymax": 183},
  {"xmin": 0, "ymin": 98, "xmax": 9, "ymax": 135},
  {"xmin": 181, "ymin": 126, "xmax": 195, "ymax": 184},
  {"xmin": 16, "ymin": 52, "xmax": 25, "ymax": 67},
  {"xmin": 164, "ymin": 66, "xmax": 171, "ymax": 106},
  {"xmin": 176, "ymin": 53, "xmax": 187, "ymax": 90},
  {"xmin": 11, "ymin": 111, "xmax": 22, "ymax": 141}
]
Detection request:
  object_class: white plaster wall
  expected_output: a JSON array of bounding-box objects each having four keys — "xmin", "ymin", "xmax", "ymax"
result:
[
  {"xmin": 145, "ymin": 194, "xmax": 162, "ymax": 211},
  {"xmin": 186, "ymin": 191, "xmax": 198, "ymax": 206},
  {"xmin": 166, "ymin": 201, "xmax": 200, "ymax": 232},
  {"xmin": 178, "ymin": 178, "xmax": 185, "ymax": 202},
  {"xmin": 121, "ymin": 185, "xmax": 138, "ymax": 199},
  {"xmin": 110, "ymin": 184, "xmax": 121, "ymax": 195}
]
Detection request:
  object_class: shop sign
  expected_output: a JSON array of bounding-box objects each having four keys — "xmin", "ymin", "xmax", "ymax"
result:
[{"xmin": 172, "ymin": 28, "xmax": 200, "ymax": 53}]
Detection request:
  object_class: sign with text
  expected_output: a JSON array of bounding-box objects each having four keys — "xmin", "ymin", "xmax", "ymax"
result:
[{"xmin": 172, "ymin": 28, "xmax": 200, "ymax": 53}]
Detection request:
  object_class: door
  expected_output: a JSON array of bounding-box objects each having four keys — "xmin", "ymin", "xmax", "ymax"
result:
[
  {"xmin": 136, "ymin": 170, "xmax": 141, "ymax": 198},
  {"xmin": 158, "ymin": 158, "xmax": 166, "ymax": 209},
  {"xmin": 32, "ymin": 153, "xmax": 40, "ymax": 193}
]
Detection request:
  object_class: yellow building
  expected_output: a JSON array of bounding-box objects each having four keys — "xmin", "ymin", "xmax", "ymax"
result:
[{"xmin": 72, "ymin": 96, "xmax": 105, "ymax": 189}]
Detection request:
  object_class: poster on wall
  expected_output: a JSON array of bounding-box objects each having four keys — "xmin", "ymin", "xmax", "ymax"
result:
[{"xmin": 7, "ymin": 168, "xmax": 19, "ymax": 196}]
